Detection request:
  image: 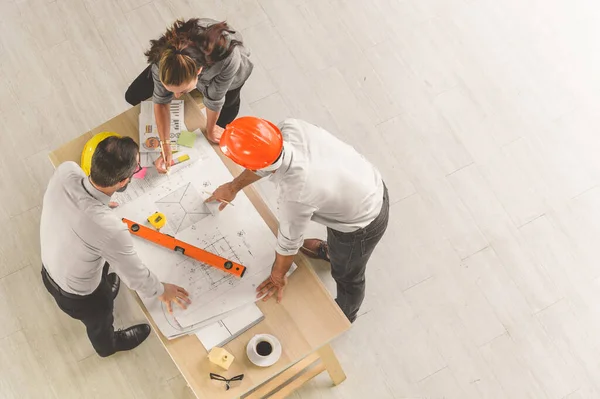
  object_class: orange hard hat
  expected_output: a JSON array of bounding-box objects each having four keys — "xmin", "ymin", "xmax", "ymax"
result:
[{"xmin": 220, "ymin": 117, "xmax": 283, "ymax": 170}]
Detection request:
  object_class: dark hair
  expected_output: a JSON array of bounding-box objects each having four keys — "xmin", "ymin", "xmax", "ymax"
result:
[
  {"xmin": 144, "ymin": 18, "xmax": 241, "ymax": 86},
  {"xmin": 90, "ymin": 136, "xmax": 138, "ymax": 187}
]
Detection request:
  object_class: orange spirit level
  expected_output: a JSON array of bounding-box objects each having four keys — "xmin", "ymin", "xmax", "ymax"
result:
[{"xmin": 122, "ymin": 218, "xmax": 246, "ymax": 278}]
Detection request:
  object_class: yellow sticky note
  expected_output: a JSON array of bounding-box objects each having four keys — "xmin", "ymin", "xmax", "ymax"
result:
[{"xmin": 177, "ymin": 130, "xmax": 196, "ymax": 148}]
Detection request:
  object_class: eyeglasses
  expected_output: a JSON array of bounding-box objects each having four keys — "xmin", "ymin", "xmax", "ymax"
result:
[
  {"xmin": 130, "ymin": 162, "xmax": 142, "ymax": 177},
  {"xmin": 209, "ymin": 373, "xmax": 244, "ymax": 390}
]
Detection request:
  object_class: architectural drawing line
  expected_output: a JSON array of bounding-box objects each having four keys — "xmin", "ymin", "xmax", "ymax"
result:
[{"xmin": 156, "ymin": 183, "xmax": 212, "ymax": 234}]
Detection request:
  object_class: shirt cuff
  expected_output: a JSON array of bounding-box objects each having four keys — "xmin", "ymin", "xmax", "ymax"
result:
[
  {"xmin": 275, "ymin": 245, "xmax": 300, "ymax": 256},
  {"xmin": 152, "ymin": 94, "xmax": 173, "ymax": 105},
  {"xmin": 154, "ymin": 281, "xmax": 165, "ymax": 297},
  {"xmin": 138, "ymin": 271, "xmax": 164, "ymax": 298},
  {"xmin": 202, "ymin": 96, "xmax": 224, "ymax": 112},
  {"xmin": 275, "ymin": 234, "xmax": 302, "ymax": 256}
]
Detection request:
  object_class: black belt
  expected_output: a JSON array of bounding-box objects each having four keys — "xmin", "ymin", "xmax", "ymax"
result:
[{"xmin": 42, "ymin": 267, "xmax": 86, "ymax": 300}]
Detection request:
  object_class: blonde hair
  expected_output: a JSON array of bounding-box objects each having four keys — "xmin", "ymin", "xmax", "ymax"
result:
[
  {"xmin": 145, "ymin": 18, "xmax": 241, "ymax": 87},
  {"xmin": 158, "ymin": 47, "xmax": 198, "ymax": 86}
]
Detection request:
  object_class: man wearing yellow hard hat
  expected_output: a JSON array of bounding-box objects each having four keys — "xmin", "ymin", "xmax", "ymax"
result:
[
  {"xmin": 40, "ymin": 134, "xmax": 191, "ymax": 357},
  {"xmin": 80, "ymin": 131, "xmax": 121, "ymax": 176},
  {"xmin": 207, "ymin": 117, "xmax": 389, "ymax": 323}
]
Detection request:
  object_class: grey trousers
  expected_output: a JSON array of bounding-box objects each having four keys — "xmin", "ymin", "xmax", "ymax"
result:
[{"xmin": 327, "ymin": 184, "xmax": 389, "ymax": 323}]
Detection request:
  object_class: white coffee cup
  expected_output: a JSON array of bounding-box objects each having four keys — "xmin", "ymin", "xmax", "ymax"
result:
[{"xmin": 246, "ymin": 334, "xmax": 282, "ymax": 367}]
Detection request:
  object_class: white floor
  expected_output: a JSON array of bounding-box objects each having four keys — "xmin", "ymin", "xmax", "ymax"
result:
[{"xmin": 1, "ymin": 0, "xmax": 599, "ymax": 397}]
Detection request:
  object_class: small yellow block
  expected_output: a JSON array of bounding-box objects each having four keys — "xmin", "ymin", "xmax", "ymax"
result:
[{"xmin": 208, "ymin": 347, "xmax": 235, "ymax": 370}]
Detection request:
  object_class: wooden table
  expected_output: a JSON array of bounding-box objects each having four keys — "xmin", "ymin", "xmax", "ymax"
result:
[{"xmin": 49, "ymin": 94, "xmax": 351, "ymax": 399}]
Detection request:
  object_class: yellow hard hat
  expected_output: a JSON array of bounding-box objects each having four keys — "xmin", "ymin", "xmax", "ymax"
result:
[{"xmin": 80, "ymin": 131, "xmax": 121, "ymax": 175}]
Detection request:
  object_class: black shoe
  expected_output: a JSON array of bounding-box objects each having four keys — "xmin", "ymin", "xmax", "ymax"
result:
[
  {"xmin": 107, "ymin": 273, "xmax": 120, "ymax": 299},
  {"xmin": 115, "ymin": 324, "xmax": 151, "ymax": 353}
]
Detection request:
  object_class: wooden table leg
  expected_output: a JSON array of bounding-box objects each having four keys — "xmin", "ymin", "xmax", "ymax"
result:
[
  {"xmin": 317, "ymin": 344, "xmax": 346, "ymax": 385},
  {"xmin": 244, "ymin": 346, "xmax": 346, "ymax": 398}
]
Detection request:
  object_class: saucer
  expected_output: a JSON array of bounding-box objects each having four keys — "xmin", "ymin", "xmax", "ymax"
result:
[{"xmin": 246, "ymin": 334, "xmax": 282, "ymax": 367}]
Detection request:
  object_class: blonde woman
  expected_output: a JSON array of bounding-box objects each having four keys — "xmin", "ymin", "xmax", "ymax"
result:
[{"xmin": 125, "ymin": 18, "xmax": 253, "ymax": 172}]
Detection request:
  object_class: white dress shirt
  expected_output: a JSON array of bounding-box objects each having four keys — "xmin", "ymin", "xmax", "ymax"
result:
[
  {"xmin": 40, "ymin": 162, "xmax": 164, "ymax": 298},
  {"xmin": 269, "ymin": 119, "xmax": 384, "ymax": 256}
]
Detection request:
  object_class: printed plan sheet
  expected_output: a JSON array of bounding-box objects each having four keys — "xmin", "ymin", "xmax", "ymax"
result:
[{"xmin": 113, "ymin": 131, "xmax": 281, "ymax": 339}]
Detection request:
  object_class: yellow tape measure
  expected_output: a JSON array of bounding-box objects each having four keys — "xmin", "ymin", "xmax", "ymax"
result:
[{"xmin": 147, "ymin": 212, "xmax": 166, "ymax": 230}]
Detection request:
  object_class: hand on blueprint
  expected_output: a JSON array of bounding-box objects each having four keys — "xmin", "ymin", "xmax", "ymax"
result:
[
  {"xmin": 256, "ymin": 271, "xmax": 288, "ymax": 303},
  {"xmin": 159, "ymin": 283, "xmax": 191, "ymax": 314},
  {"xmin": 205, "ymin": 182, "xmax": 237, "ymax": 211},
  {"xmin": 154, "ymin": 148, "xmax": 172, "ymax": 174},
  {"xmin": 207, "ymin": 125, "xmax": 224, "ymax": 144}
]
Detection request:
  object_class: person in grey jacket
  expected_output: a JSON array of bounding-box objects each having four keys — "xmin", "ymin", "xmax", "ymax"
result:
[{"xmin": 125, "ymin": 18, "xmax": 253, "ymax": 172}]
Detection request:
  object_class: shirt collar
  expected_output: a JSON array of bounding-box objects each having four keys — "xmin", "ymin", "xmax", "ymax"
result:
[
  {"xmin": 270, "ymin": 143, "xmax": 292, "ymax": 185},
  {"xmin": 82, "ymin": 177, "xmax": 112, "ymax": 206}
]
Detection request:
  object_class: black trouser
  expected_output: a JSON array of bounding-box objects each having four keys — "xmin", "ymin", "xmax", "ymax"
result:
[
  {"xmin": 124, "ymin": 65, "xmax": 242, "ymax": 127},
  {"xmin": 327, "ymin": 184, "xmax": 390, "ymax": 323},
  {"xmin": 41, "ymin": 263, "xmax": 116, "ymax": 357}
]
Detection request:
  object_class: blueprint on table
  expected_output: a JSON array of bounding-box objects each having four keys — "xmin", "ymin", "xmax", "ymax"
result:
[{"xmin": 112, "ymin": 130, "xmax": 287, "ymax": 338}]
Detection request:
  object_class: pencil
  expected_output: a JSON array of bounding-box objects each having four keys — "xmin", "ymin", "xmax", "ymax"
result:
[
  {"xmin": 159, "ymin": 140, "xmax": 169, "ymax": 172},
  {"xmin": 202, "ymin": 191, "xmax": 235, "ymax": 206}
]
